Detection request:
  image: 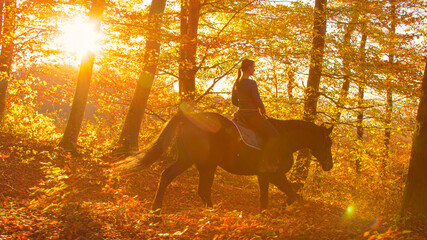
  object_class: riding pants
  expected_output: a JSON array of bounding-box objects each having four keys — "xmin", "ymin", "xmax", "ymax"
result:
[{"xmin": 237, "ymin": 110, "xmax": 281, "ymax": 170}]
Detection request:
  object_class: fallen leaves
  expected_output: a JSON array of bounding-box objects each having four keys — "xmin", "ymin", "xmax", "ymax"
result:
[{"xmin": 0, "ymin": 133, "xmax": 425, "ymax": 240}]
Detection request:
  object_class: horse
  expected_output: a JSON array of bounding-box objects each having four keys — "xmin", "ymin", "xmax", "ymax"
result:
[{"xmin": 115, "ymin": 110, "xmax": 334, "ymax": 212}]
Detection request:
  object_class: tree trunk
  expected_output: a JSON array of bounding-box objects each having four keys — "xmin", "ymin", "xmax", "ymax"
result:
[
  {"xmin": 287, "ymin": 67, "xmax": 295, "ymax": 100},
  {"xmin": 402, "ymin": 58, "xmax": 427, "ymax": 220},
  {"xmin": 384, "ymin": 87, "xmax": 393, "ymax": 162},
  {"xmin": 302, "ymin": 0, "xmax": 327, "ymax": 123},
  {"xmin": 356, "ymin": 29, "xmax": 368, "ymax": 173},
  {"xmin": 0, "ymin": 0, "xmax": 15, "ymax": 116},
  {"xmin": 117, "ymin": 0, "xmax": 167, "ymax": 151},
  {"xmin": 178, "ymin": 0, "xmax": 188, "ymax": 98},
  {"xmin": 0, "ymin": 0, "xmax": 4, "ymax": 37},
  {"xmin": 335, "ymin": 10, "xmax": 359, "ymax": 122},
  {"xmin": 58, "ymin": 0, "xmax": 105, "ymax": 152},
  {"xmin": 179, "ymin": 0, "xmax": 201, "ymax": 102},
  {"xmin": 293, "ymin": 0, "xmax": 327, "ymax": 184},
  {"xmin": 383, "ymin": 0, "xmax": 396, "ymax": 164}
]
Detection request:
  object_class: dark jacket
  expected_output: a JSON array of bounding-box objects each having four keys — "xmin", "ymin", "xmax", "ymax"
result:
[{"xmin": 232, "ymin": 78, "xmax": 265, "ymax": 112}]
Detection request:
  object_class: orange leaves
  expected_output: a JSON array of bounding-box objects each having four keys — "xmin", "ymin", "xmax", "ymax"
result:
[
  {"xmin": 48, "ymin": 220, "xmax": 59, "ymax": 228},
  {"xmin": 0, "ymin": 152, "xmax": 10, "ymax": 159},
  {"xmin": 191, "ymin": 210, "xmax": 270, "ymax": 239},
  {"xmin": 364, "ymin": 226, "xmax": 412, "ymax": 240}
]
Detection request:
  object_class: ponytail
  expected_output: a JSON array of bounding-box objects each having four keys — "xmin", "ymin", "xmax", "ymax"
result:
[{"xmin": 233, "ymin": 67, "xmax": 242, "ymax": 91}]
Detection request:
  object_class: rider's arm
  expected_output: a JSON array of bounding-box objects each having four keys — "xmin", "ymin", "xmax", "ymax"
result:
[
  {"xmin": 231, "ymin": 84, "xmax": 239, "ymax": 107},
  {"xmin": 250, "ymin": 81, "xmax": 266, "ymax": 114}
]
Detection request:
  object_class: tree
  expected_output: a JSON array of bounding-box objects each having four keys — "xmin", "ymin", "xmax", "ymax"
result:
[
  {"xmin": 117, "ymin": 0, "xmax": 167, "ymax": 152},
  {"xmin": 0, "ymin": 0, "xmax": 3, "ymax": 38},
  {"xmin": 402, "ymin": 58, "xmax": 427, "ymax": 220},
  {"xmin": 59, "ymin": 0, "xmax": 105, "ymax": 152},
  {"xmin": 355, "ymin": 28, "xmax": 368, "ymax": 173},
  {"xmin": 364, "ymin": 0, "xmax": 421, "ymax": 166},
  {"xmin": 334, "ymin": 1, "xmax": 360, "ymax": 122},
  {"xmin": 179, "ymin": 0, "xmax": 201, "ymax": 102},
  {"xmin": 293, "ymin": 0, "xmax": 328, "ymax": 183},
  {"xmin": 302, "ymin": 0, "xmax": 327, "ymax": 123},
  {"xmin": 287, "ymin": 68, "xmax": 296, "ymax": 100},
  {"xmin": 0, "ymin": 0, "xmax": 16, "ymax": 116},
  {"xmin": 382, "ymin": 0, "xmax": 397, "ymax": 164}
]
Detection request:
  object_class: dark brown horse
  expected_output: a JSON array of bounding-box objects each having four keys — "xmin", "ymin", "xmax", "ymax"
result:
[{"xmin": 117, "ymin": 111, "xmax": 333, "ymax": 212}]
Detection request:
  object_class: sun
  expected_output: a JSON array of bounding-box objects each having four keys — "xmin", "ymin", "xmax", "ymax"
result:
[{"xmin": 59, "ymin": 18, "xmax": 99, "ymax": 57}]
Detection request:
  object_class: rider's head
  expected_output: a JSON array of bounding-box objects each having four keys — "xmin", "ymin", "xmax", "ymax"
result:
[
  {"xmin": 234, "ymin": 59, "xmax": 255, "ymax": 91},
  {"xmin": 241, "ymin": 59, "xmax": 255, "ymax": 76}
]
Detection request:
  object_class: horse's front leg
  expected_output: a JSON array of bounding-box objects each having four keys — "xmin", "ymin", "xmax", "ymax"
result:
[
  {"xmin": 269, "ymin": 173, "xmax": 299, "ymax": 205},
  {"xmin": 257, "ymin": 174, "xmax": 270, "ymax": 210},
  {"xmin": 196, "ymin": 165, "xmax": 217, "ymax": 208}
]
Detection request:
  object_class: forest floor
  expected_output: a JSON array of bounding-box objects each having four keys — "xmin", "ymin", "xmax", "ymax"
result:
[{"xmin": 0, "ymin": 132, "xmax": 425, "ymax": 239}]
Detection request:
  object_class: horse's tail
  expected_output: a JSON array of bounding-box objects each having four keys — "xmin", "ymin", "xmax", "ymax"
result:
[{"xmin": 112, "ymin": 112, "xmax": 183, "ymax": 175}]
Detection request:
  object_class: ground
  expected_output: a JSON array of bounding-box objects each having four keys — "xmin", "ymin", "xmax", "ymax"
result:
[{"xmin": 0, "ymin": 132, "xmax": 424, "ymax": 239}]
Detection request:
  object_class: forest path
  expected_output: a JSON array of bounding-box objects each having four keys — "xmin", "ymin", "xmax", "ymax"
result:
[{"xmin": 0, "ymin": 133, "xmax": 414, "ymax": 239}]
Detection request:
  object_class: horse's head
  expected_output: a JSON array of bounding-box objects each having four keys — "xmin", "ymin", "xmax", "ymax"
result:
[{"xmin": 311, "ymin": 124, "xmax": 334, "ymax": 171}]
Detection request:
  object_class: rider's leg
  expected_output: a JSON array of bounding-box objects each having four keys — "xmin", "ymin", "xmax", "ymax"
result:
[{"xmin": 244, "ymin": 112, "xmax": 281, "ymax": 172}]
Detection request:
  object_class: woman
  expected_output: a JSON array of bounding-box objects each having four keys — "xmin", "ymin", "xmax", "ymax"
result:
[{"xmin": 232, "ymin": 59, "xmax": 280, "ymax": 172}]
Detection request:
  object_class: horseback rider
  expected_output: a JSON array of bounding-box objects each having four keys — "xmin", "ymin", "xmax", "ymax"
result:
[{"xmin": 232, "ymin": 58, "xmax": 280, "ymax": 172}]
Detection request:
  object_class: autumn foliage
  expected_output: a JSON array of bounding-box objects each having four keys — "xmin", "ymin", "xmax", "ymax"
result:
[{"xmin": 0, "ymin": 0, "xmax": 426, "ymax": 239}]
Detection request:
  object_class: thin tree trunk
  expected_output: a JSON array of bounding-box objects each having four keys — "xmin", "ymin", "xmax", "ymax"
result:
[
  {"xmin": 0, "ymin": 0, "xmax": 15, "ymax": 116},
  {"xmin": 58, "ymin": 0, "xmax": 105, "ymax": 151},
  {"xmin": 355, "ymin": 29, "xmax": 368, "ymax": 173},
  {"xmin": 335, "ymin": 10, "xmax": 359, "ymax": 122},
  {"xmin": 178, "ymin": 0, "xmax": 188, "ymax": 97},
  {"xmin": 179, "ymin": 0, "xmax": 201, "ymax": 101},
  {"xmin": 384, "ymin": 87, "xmax": 393, "ymax": 161},
  {"xmin": 117, "ymin": 0, "xmax": 167, "ymax": 151},
  {"xmin": 402, "ymin": 58, "xmax": 427, "ymax": 219},
  {"xmin": 0, "ymin": 0, "xmax": 4, "ymax": 37},
  {"xmin": 383, "ymin": 0, "xmax": 396, "ymax": 164},
  {"xmin": 294, "ymin": 0, "xmax": 328, "ymax": 184},
  {"xmin": 356, "ymin": 82, "xmax": 365, "ymax": 141},
  {"xmin": 287, "ymin": 67, "xmax": 295, "ymax": 100},
  {"xmin": 302, "ymin": 0, "xmax": 327, "ymax": 123},
  {"xmin": 272, "ymin": 63, "xmax": 280, "ymax": 118}
]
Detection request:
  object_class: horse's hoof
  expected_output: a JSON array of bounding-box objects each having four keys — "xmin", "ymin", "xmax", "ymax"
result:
[{"xmin": 286, "ymin": 194, "xmax": 301, "ymax": 205}]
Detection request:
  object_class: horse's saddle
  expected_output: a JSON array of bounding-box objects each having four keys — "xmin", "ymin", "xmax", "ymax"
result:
[{"xmin": 231, "ymin": 113, "xmax": 263, "ymax": 151}]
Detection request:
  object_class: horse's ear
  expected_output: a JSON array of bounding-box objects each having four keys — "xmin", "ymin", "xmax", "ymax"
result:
[
  {"xmin": 320, "ymin": 123, "xmax": 334, "ymax": 135},
  {"xmin": 326, "ymin": 125, "xmax": 334, "ymax": 135}
]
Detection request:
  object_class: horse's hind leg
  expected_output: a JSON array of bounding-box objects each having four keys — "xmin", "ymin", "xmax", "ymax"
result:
[
  {"xmin": 196, "ymin": 165, "xmax": 216, "ymax": 208},
  {"xmin": 152, "ymin": 159, "xmax": 192, "ymax": 212},
  {"xmin": 257, "ymin": 174, "xmax": 269, "ymax": 210},
  {"xmin": 269, "ymin": 174, "xmax": 299, "ymax": 205}
]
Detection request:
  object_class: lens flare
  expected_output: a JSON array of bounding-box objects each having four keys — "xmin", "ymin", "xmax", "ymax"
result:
[
  {"xmin": 343, "ymin": 204, "xmax": 355, "ymax": 220},
  {"xmin": 180, "ymin": 103, "xmax": 222, "ymax": 133},
  {"xmin": 59, "ymin": 18, "xmax": 99, "ymax": 57},
  {"xmin": 370, "ymin": 218, "xmax": 382, "ymax": 230}
]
